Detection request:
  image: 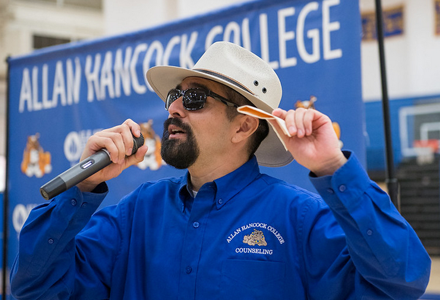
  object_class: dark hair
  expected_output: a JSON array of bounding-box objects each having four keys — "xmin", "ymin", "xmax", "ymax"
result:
[{"xmin": 221, "ymin": 85, "xmax": 269, "ymax": 159}]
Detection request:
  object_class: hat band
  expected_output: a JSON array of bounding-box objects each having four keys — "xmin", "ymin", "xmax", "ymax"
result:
[{"xmin": 194, "ymin": 69, "xmax": 253, "ymax": 95}]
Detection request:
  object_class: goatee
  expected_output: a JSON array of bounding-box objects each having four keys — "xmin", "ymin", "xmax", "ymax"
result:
[{"xmin": 161, "ymin": 118, "xmax": 200, "ymax": 169}]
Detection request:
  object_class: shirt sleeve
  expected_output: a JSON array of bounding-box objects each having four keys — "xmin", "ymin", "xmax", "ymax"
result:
[
  {"xmin": 305, "ymin": 151, "xmax": 431, "ymax": 300},
  {"xmin": 10, "ymin": 183, "xmax": 110, "ymax": 300}
]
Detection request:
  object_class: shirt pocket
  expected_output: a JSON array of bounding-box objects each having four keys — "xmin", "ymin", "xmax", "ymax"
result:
[{"xmin": 220, "ymin": 259, "xmax": 286, "ymax": 300}]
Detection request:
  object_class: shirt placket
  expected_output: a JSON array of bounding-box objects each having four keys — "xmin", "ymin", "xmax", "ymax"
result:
[{"xmin": 178, "ymin": 183, "xmax": 215, "ymax": 300}]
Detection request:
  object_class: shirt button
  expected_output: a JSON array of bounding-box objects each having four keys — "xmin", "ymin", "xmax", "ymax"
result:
[
  {"xmin": 338, "ymin": 185, "xmax": 346, "ymax": 192},
  {"xmin": 185, "ymin": 266, "xmax": 192, "ymax": 274},
  {"xmin": 327, "ymin": 188, "xmax": 334, "ymax": 194},
  {"xmin": 193, "ymin": 222, "xmax": 200, "ymax": 228},
  {"xmin": 48, "ymin": 238, "xmax": 54, "ymax": 244},
  {"xmin": 367, "ymin": 229, "xmax": 373, "ymax": 236},
  {"xmin": 81, "ymin": 202, "xmax": 87, "ymax": 208},
  {"xmin": 71, "ymin": 199, "xmax": 77, "ymax": 206},
  {"xmin": 218, "ymin": 199, "xmax": 223, "ymax": 205}
]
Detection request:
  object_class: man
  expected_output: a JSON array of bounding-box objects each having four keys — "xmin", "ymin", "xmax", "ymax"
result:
[{"xmin": 11, "ymin": 42, "xmax": 430, "ymax": 299}]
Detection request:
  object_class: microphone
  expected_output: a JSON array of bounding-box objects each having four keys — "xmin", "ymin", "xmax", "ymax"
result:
[{"xmin": 40, "ymin": 133, "xmax": 144, "ymax": 200}]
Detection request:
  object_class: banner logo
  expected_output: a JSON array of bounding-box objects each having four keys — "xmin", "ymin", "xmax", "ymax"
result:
[
  {"xmin": 137, "ymin": 120, "xmax": 164, "ymax": 170},
  {"xmin": 296, "ymin": 96, "xmax": 343, "ymax": 148},
  {"xmin": 21, "ymin": 133, "xmax": 52, "ymax": 178},
  {"xmin": 64, "ymin": 129, "xmax": 102, "ymax": 166}
]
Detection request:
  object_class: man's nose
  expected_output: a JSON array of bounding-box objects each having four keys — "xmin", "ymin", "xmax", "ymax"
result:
[{"xmin": 167, "ymin": 96, "xmax": 186, "ymax": 118}]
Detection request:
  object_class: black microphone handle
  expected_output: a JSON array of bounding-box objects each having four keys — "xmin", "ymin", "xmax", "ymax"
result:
[{"xmin": 40, "ymin": 133, "xmax": 144, "ymax": 200}]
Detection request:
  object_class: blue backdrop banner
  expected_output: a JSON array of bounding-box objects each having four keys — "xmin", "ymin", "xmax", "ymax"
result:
[{"xmin": 6, "ymin": 0, "xmax": 363, "ymax": 296}]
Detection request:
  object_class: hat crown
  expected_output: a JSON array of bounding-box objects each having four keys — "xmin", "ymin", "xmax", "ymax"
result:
[{"xmin": 193, "ymin": 42, "xmax": 282, "ymax": 112}]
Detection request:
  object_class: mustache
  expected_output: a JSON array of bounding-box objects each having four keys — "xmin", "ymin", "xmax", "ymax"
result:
[{"xmin": 162, "ymin": 117, "xmax": 192, "ymax": 138}]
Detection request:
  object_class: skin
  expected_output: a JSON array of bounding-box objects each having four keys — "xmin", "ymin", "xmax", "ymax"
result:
[
  {"xmin": 77, "ymin": 76, "xmax": 347, "ymax": 192},
  {"xmin": 271, "ymin": 108, "xmax": 347, "ymax": 177}
]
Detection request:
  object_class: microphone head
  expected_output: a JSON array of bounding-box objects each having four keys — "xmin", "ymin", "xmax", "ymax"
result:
[{"xmin": 132, "ymin": 133, "xmax": 145, "ymax": 155}]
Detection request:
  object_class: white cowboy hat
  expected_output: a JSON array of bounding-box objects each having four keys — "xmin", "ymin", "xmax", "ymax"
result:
[{"xmin": 146, "ymin": 41, "xmax": 293, "ymax": 167}]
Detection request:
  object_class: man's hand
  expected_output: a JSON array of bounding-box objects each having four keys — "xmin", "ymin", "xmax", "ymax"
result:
[
  {"xmin": 76, "ymin": 119, "xmax": 148, "ymax": 192},
  {"xmin": 271, "ymin": 108, "xmax": 347, "ymax": 176}
]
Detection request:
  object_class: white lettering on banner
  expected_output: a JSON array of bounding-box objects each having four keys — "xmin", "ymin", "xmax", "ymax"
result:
[
  {"xmin": 32, "ymin": 66, "xmax": 40, "ymax": 111},
  {"xmin": 66, "ymin": 58, "xmax": 81, "ymax": 105},
  {"xmin": 64, "ymin": 129, "xmax": 103, "ymax": 165},
  {"xmin": 205, "ymin": 19, "xmax": 251, "ymax": 51},
  {"xmin": 164, "ymin": 36, "xmax": 180, "ymax": 67},
  {"xmin": 13, "ymin": 204, "xmax": 38, "ymax": 234},
  {"xmin": 130, "ymin": 43, "xmax": 147, "ymax": 94},
  {"xmin": 53, "ymin": 61, "xmax": 67, "ymax": 107},
  {"xmin": 297, "ymin": 2, "xmax": 320, "ymax": 63},
  {"xmin": 19, "ymin": 68, "xmax": 31, "ymax": 113},
  {"xmin": 85, "ymin": 53, "xmax": 102, "ymax": 101},
  {"xmin": 19, "ymin": 59, "xmax": 82, "ymax": 112},
  {"xmin": 114, "ymin": 47, "xmax": 132, "ymax": 98},
  {"xmin": 206, "ymin": 25, "xmax": 223, "ymax": 50},
  {"xmin": 224, "ymin": 21, "xmax": 241, "ymax": 45},
  {"xmin": 260, "ymin": 13, "xmax": 280, "ymax": 70},
  {"xmin": 278, "ymin": 7, "xmax": 297, "ymax": 68},
  {"xmin": 143, "ymin": 41, "xmax": 163, "ymax": 92},
  {"xmin": 241, "ymin": 18, "xmax": 251, "ymax": 51},
  {"xmin": 42, "ymin": 64, "xmax": 52, "ymax": 108},
  {"xmin": 323, "ymin": 0, "xmax": 342, "ymax": 60},
  {"xmin": 17, "ymin": 2, "xmax": 344, "ymax": 113},
  {"xmin": 101, "ymin": 51, "xmax": 115, "ymax": 100},
  {"xmin": 180, "ymin": 32, "xmax": 198, "ymax": 69}
]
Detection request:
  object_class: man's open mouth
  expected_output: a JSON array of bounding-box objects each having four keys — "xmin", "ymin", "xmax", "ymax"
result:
[{"xmin": 168, "ymin": 124, "xmax": 187, "ymax": 138}]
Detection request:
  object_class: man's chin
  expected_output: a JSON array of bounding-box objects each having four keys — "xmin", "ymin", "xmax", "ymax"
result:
[{"xmin": 161, "ymin": 141, "xmax": 198, "ymax": 170}]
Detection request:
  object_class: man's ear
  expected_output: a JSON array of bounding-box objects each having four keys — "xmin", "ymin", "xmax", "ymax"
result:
[{"xmin": 231, "ymin": 115, "xmax": 259, "ymax": 144}]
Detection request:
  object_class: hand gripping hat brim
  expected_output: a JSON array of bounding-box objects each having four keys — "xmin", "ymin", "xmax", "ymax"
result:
[{"xmin": 146, "ymin": 41, "xmax": 293, "ymax": 167}]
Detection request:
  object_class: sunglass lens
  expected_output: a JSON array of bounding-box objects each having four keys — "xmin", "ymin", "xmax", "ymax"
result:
[
  {"xmin": 166, "ymin": 89, "xmax": 181, "ymax": 110},
  {"xmin": 183, "ymin": 89, "xmax": 207, "ymax": 110}
]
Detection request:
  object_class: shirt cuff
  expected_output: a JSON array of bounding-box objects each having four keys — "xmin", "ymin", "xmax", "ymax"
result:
[
  {"xmin": 51, "ymin": 183, "xmax": 109, "ymax": 216},
  {"xmin": 309, "ymin": 151, "xmax": 371, "ymax": 210}
]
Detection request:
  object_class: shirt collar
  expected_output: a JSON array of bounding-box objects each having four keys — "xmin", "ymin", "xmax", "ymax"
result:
[
  {"xmin": 213, "ymin": 156, "xmax": 261, "ymax": 209},
  {"xmin": 177, "ymin": 156, "xmax": 261, "ymax": 210}
]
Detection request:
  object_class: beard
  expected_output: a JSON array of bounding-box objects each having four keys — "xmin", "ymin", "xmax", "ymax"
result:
[{"xmin": 161, "ymin": 117, "xmax": 200, "ymax": 169}]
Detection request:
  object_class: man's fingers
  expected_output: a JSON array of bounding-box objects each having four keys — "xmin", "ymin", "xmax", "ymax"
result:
[
  {"xmin": 123, "ymin": 119, "xmax": 141, "ymax": 138},
  {"xmin": 272, "ymin": 108, "xmax": 287, "ymax": 119},
  {"xmin": 85, "ymin": 120, "xmax": 142, "ymax": 164},
  {"xmin": 274, "ymin": 108, "xmax": 318, "ymax": 138},
  {"xmin": 92, "ymin": 131, "xmax": 125, "ymax": 164},
  {"xmin": 295, "ymin": 108, "xmax": 310, "ymax": 138},
  {"xmin": 125, "ymin": 144, "xmax": 148, "ymax": 167},
  {"xmin": 303, "ymin": 109, "xmax": 315, "ymax": 136}
]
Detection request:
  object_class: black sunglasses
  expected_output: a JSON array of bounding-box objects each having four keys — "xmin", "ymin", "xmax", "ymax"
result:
[{"xmin": 165, "ymin": 88, "xmax": 238, "ymax": 111}]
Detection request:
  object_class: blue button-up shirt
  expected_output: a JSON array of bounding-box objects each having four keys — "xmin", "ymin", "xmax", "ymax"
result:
[{"xmin": 11, "ymin": 152, "xmax": 431, "ymax": 299}]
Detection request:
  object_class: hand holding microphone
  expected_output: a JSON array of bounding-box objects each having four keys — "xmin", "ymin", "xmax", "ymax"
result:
[{"xmin": 40, "ymin": 120, "xmax": 147, "ymax": 200}]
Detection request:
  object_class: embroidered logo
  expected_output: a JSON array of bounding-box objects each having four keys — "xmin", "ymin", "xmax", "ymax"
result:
[{"xmin": 243, "ymin": 229, "xmax": 267, "ymax": 246}]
